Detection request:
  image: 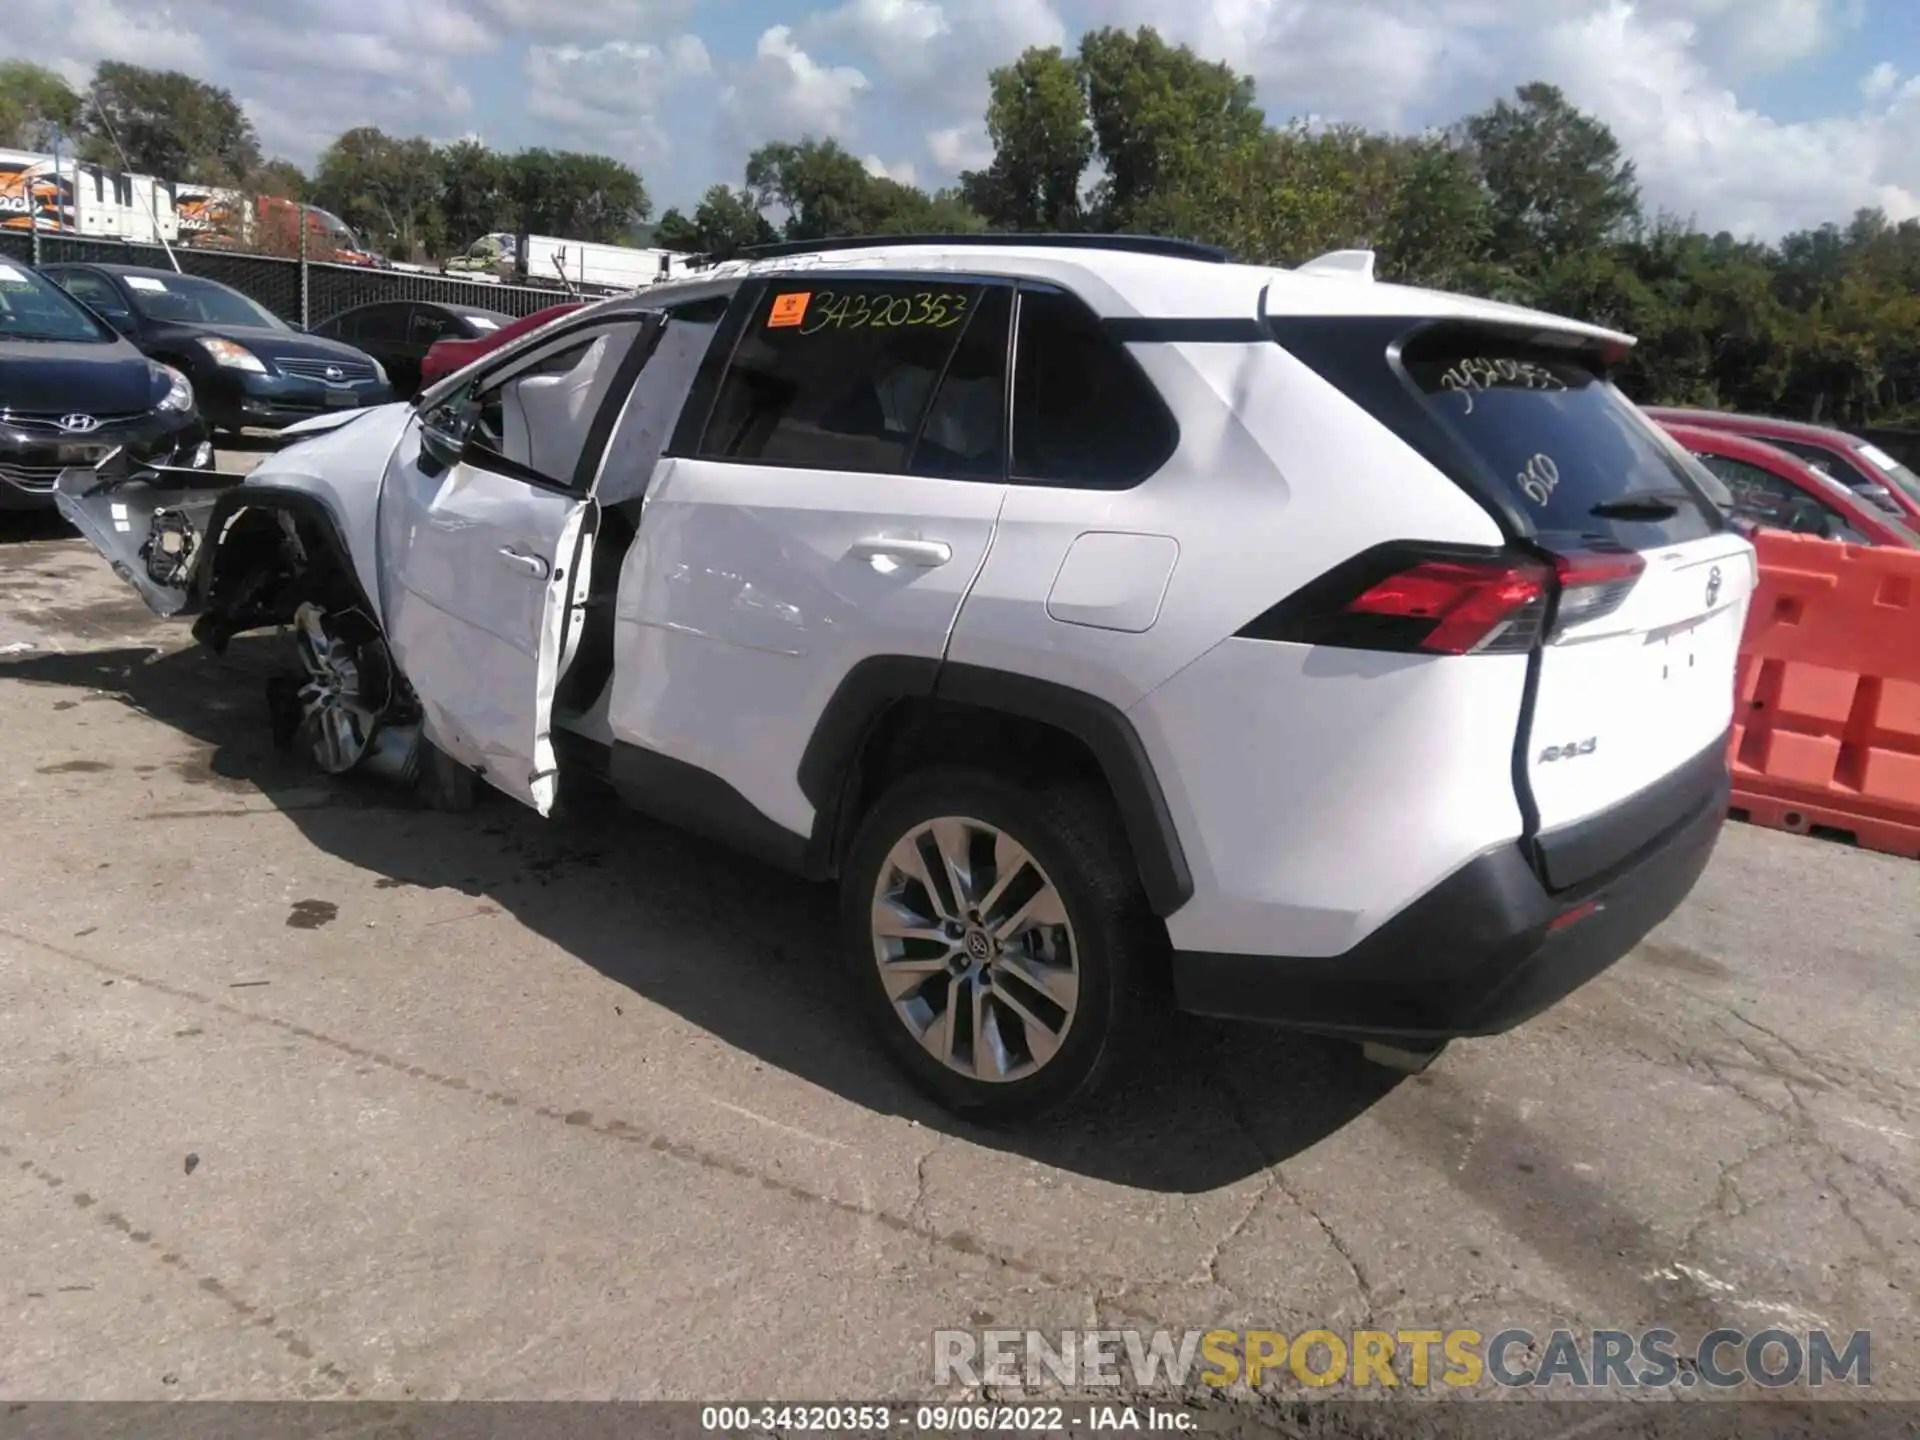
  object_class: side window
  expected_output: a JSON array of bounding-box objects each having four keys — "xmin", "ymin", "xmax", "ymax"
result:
[
  {"xmin": 55, "ymin": 270, "xmax": 123, "ymax": 314},
  {"xmin": 1770, "ymin": 439, "xmax": 1872, "ymax": 492},
  {"xmin": 1011, "ymin": 286, "xmax": 1176, "ymax": 488},
  {"xmin": 696, "ymin": 280, "xmax": 1006, "ymax": 478},
  {"xmin": 455, "ymin": 321, "xmax": 650, "ymax": 490},
  {"xmin": 1699, "ymin": 454, "xmax": 1860, "ymax": 540},
  {"xmin": 357, "ymin": 305, "xmax": 410, "ymax": 345},
  {"xmin": 410, "ymin": 308, "xmax": 456, "ymax": 345}
]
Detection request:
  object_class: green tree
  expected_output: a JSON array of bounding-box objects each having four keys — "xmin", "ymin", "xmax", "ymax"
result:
[
  {"xmin": 438, "ymin": 140, "xmax": 512, "ymax": 252},
  {"xmin": 960, "ymin": 47, "xmax": 1092, "ymax": 231},
  {"xmin": 745, "ymin": 138, "xmax": 876, "ymax": 239},
  {"xmin": 313, "ymin": 126, "xmax": 444, "ymax": 260},
  {"xmin": 253, "ymin": 158, "xmax": 308, "ymax": 202},
  {"xmin": 1464, "ymin": 82, "xmax": 1641, "ymax": 274},
  {"xmin": 1077, "ymin": 26, "xmax": 1266, "ymax": 231},
  {"xmin": 0, "ymin": 61, "xmax": 83, "ymax": 153},
  {"xmin": 1377, "ymin": 137, "xmax": 1506, "ymax": 295},
  {"xmin": 507, "ymin": 148, "xmax": 650, "ymax": 244},
  {"xmin": 80, "ymin": 61, "xmax": 261, "ymax": 184},
  {"xmin": 656, "ymin": 184, "xmax": 777, "ymax": 258}
]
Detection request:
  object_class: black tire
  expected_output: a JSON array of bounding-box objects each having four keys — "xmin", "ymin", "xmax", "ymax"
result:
[{"xmin": 839, "ymin": 766, "xmax": 1164, "ymax": 1123}]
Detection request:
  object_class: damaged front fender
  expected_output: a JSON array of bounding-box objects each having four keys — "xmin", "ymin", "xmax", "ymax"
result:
[{"xmin": 54, "ymin": 463, "xmax": 253, "ymax": 618}]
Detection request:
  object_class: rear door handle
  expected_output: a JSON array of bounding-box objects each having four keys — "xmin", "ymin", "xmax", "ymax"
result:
[
  {"xmin": 850, "ymin": 536, "xmax": 952, "ymax": 568},
  {"xmin": 498, "ymin": 547, "xmax": 551, "ymax": 580}
]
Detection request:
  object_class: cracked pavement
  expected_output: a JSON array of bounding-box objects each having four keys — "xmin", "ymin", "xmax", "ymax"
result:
[{"xmin": 2, "ymin": 492, "xmax": 1916, "ymax": 1410}]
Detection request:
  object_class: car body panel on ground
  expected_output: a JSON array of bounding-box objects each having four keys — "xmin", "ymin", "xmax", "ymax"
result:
[
  {"xmin": 0, "ymin": 259, "xmax": 211, "ymax": 509},
  {"xmin": 42, "ymin": 262, "xmax": 395, "ymax": 432}
]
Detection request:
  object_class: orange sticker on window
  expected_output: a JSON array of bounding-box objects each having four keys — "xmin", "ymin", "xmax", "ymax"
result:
[{"xmin": 767, "ymin": 292, "xmax": 810, "ymax": 328}]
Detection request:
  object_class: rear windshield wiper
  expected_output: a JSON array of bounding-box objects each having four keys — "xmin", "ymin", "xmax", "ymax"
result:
[{"xmin": 1590, "ymin": 490, "xmax": 1690, "ymax": 520}]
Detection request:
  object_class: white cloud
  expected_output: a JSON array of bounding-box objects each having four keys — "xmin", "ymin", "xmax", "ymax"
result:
[
  {"xmin": 1862, "ymin": 62, "xmax": 1899, "ymax": 102},
  {"xmin": 3, "ymin": 0, "xmax": 1916, "ymax": 235},
  {"xmin": 1537, "ymin": 0, "xmax": 1920, "ymax": 234},
  {"xmin": 720, "ymin": 25, "xmax": 870, "ymax": 142},
  {"xmin": 863, "ymin": 153, "xmax": 918, "ymax": 185},
  {"xmin": 521, "ymin": 36, "xmax": 712, "ymax": 165},
  {"xmin": 928, "ymin": 122, "xmax": 993, "ymax": 173}
]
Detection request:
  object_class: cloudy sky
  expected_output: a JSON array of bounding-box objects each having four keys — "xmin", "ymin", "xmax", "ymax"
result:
[{"xmin": 8, "ymin": 0, "xmax": 1919, "ymax": 238}]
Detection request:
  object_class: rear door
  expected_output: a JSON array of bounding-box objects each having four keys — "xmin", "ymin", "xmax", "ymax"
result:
[
  {"xmin": 1399, "ymin": 336, "xmax": 1755, "ymax": 842},
  {"xmin": 613, "ymin": 275, "xmax": 1012, "ymax": 839}
]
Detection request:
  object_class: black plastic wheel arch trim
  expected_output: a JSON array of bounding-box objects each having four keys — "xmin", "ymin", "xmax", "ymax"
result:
[
  {"xmin": 189, "ymin": 486, "xmax": 376, "ymax": 651},
  {"xmin": 797, "ymin": 656, "xmax": 1195, "ymax": 917}
]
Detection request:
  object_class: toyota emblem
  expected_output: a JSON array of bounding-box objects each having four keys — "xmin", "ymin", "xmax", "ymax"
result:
[
  {"xmin": 1705, "ymin": 565, "xmax": 1723, "ymax": 608},
  {"xmin": 324, "ymin": 365, "xmax": 344, "ymax": 382},
  {"xmin": 58, "ymin": 413, "xmax": 100, "ymax": 433}
]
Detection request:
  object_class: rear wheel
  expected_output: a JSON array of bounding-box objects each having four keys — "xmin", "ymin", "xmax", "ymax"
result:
[{"xmin": 840, "ymin": 767, "xmax": 1162, "ymax": 1122}]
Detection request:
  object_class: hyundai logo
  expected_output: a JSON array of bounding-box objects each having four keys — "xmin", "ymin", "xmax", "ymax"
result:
[
  {"xmin": 1705, "ymin": 565, "xmax": 1723, "ymax": 608},
  {"xmin": 58, "ymin": 413, "xmax": 100, "ymax": 433},
  {"xmin": 324, "ymin": 365, "xmax": 345, "ymax": 383}
]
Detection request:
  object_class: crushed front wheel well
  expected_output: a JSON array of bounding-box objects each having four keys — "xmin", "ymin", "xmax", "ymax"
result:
[{"xmin": 189, "ymin": 490, "xmax": 376, "ymax": 653}]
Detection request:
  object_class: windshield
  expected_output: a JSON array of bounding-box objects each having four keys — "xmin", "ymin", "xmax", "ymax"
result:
[
  {"xmin": 122, "ymin": 272, "xmax": 289, "ymax": 330},
  {"xmin": 0, "ymin": 260, "xmax": 112, "ymax": 343},
  {"xmin": 1855, "ymin": 442, "xmax": 1920, "ymax": 508}
]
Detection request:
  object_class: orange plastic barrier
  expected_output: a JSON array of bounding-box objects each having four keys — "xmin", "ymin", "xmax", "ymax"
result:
[{"xmin": 1730, "ymin": 531, "xmax": 1920, "ymax": 860}]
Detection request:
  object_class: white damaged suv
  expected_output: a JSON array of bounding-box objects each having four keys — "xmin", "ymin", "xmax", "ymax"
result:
[{"xmin": 58, "ymin": 235, "xmax": 1755, "ymax": 1120}]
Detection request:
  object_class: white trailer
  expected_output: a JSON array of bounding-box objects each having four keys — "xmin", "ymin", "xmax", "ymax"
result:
[
  {"xmin": 446, "ymin": 232, "xmax": 697, "ymax": 291},
  {"xmin": 0, "ymin": 148, "xmax": 179, "ymax": 244}
]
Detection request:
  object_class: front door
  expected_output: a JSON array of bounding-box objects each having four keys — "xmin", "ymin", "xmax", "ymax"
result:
[
  {"xmin": 613, "ymin": 275, "xmax": 1014, "ymax": 839},
  {"xmin": 379, "ymin": 311, "xmax": 663, "ymax": 812}
]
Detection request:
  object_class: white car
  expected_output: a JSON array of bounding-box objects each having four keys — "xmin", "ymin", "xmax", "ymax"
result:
[{"xmin": 56, "ymin": 236, "xmax": 1755, "ymax": 1121}]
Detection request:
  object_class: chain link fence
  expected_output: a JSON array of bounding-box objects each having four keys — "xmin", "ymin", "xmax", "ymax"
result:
[{"xmin": 0, "ymin": 230, "xmax": 617, "ymax": 328}]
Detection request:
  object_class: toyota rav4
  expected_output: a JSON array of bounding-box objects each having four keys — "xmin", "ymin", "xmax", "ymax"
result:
[{"xmin": 55, "ymin": 235, "xmax": 1754, "ymax": 1121}]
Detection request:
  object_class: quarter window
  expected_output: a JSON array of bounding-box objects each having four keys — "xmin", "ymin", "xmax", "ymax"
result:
[
  {"xmin": 696, "ymin": 280, "xmax": 1007, "ymax": 479},
  {"xmin": 1011, "ymin": 286, "xmax": 1176, "ymax": 488}
]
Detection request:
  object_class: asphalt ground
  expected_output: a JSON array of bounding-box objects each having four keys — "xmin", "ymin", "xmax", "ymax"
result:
[{"xmin": 1, "ymin": 445, "xmax": 1915, "ymax": 1422}]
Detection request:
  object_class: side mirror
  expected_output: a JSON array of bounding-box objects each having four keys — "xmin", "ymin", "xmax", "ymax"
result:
[
  {"xmin": 101, "ymin": 309, "xmax": 137, "ymax": 336},
  {"xmin": 419, "ymin": 393, "xmax": 474, "ymax": 467}
]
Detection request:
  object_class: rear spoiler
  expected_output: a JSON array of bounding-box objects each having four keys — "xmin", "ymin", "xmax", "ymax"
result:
[{"xmin": 1297, "ymin": 249, "xmax": 1377, "ymax": 281}]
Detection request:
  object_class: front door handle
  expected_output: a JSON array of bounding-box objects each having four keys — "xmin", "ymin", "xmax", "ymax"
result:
[
  {"xmin": 498, "ymin": 547, "xmax": 551, "ymax": 580},
  {"xmin": 850, "ymin": 536, "xmax": 953, "ymax": 569}
]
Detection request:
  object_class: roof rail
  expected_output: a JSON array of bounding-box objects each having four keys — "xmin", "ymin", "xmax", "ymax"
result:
[
  {"xmin": 1297, "ymin": 248, "xmax": 1377, "ymax": 281},
  {"xmin": 738, "ymin": 233, "xmax": 1234, "ymax": 264}
]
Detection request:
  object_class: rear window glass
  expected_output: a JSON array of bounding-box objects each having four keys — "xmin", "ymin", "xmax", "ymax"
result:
[{"xmin": 1402, "ymin": 334, "xmax": 1721, "ymax": 546}]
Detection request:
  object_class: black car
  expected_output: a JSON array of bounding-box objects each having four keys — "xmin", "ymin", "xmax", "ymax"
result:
[
  {"xmin": 0, "ymin": 260, "xmax": 211, "ymax": 511},
  {"xmin": 310, "ymin": 299, "xmax": 512, "ymax": 399},
  {"xmin": 43, "ymin": 263, "xmax": 395, "ymax": 435}
]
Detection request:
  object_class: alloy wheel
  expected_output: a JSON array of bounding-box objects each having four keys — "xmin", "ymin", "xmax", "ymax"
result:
[{"xmin": 869, "ymin": 816, "xmax": 1080, "ymax": 1083}]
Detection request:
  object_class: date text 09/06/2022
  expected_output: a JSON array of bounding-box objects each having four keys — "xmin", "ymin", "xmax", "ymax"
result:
[{"xmin": 700, "ymin": 1405, "xmax": 1193, "ymax": 1432}]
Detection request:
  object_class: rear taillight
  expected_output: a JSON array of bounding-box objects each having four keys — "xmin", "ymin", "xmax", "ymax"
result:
[
  {"xmin": 1344, "ymin": 558, "xmax": 1550, "ymax": 654},
  {"xmin": 1236, "ymin": 545, "xmax": 1551, "ymax": 655},
  {"xmin": 1236, "ymin": 542, "xmax": 1648, "ymax": 656},
  {"xmin": 1550, "ymin": 549, "xmax": 1645, "ymax": 634}
]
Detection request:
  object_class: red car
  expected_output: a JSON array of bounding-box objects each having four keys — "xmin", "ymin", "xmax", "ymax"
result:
[
  {"xmin": 1644, "ymin": 407, "xmax": 1920, "ymax": 526},
  {"xmin": 419, "ymin": 302, "xmax": 582, "ymax": 391},
  {"xmin": 1660, "ymin": 423, "xmax": 1920, "ymax": 548}
]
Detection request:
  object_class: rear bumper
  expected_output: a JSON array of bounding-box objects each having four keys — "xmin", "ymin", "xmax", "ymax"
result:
[{"xmin": 1171, "ymin": 732, "xmax": 1730, "ymax": 1041}]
